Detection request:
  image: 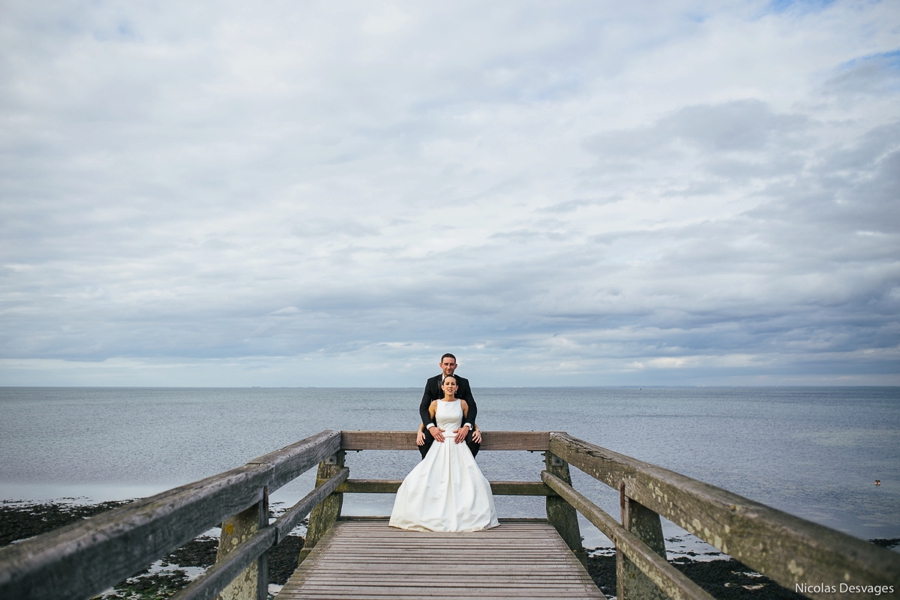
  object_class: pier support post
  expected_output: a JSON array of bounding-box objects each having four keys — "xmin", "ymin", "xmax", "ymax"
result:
[
  {"xmin": 544, "ymin": 451, "xmax": 586, "ymax": 567},
  {"xmin": 299, "ymin": 451, "xmax": 345, "ymax": 564},
  {"xmin": 617, "ymin": 482, "xmax": 668, "ymax": 600},
  {"xmin": 215, "ymin": 488, "xmax": 269, "ymax": 600}
]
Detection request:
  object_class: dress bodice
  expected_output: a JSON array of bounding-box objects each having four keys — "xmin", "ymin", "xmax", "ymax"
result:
[{"xmin": 435, "ymin": 399, "xmax": 463, "ymax": 430}]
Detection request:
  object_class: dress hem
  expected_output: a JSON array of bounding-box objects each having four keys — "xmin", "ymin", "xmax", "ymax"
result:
[{"xmin": 388, "ymin": 522, "xmax": 500, "ymax": 533}]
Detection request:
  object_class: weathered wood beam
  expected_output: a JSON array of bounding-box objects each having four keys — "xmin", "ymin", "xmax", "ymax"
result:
[
  {"xmin": 172, "ymin": 467, "xmax": 350, "ymax": 600},
  {"xmin": 215, "ymin": 490, "xmax": 269, "ymax": 600},
  {"xmin": 543, "ymin": 471, "xmax": 715, "ymax": 600},
  {"xmin": 544, "ymin": 452, "xmax": 585, "ymax": 566},
  {"xmin": 549, "ymin": 432, "xmax": 900, "ymax": 599},
  {"xmin": 336, "ymin": 479, "xmax": 401, "ymax": 493},
  {"xmin": 334, "ymin": 479, "xmax": 558, "ymax": 496},
  {"xmin": 619, "ymin": 490, "xmax": 667, "ymax": 600},
  {"xmin": 0, "ymin": 464, "xmax": 270, "ymax": 600},
  {"xmin": 171, "ymin": 526, "xmax": 277, "ymax": 600},
  {"xmin": 492, "ymin": 481, "xmax": 558, "ymax": 496},
  {"xmin": 299, "ymin": 452, "xmax": 345, "ymax": 564},
  {"xmin": 275, "ymin": 468, "xmax": 349, "ymax": 541},
  {"xmin": 340, "ymin": 430, "xmax": 550, "ymax": 451},
  {"xmin": 248, "ymin": 430, "xmax": 343, "ymax": 491},
  {"xmin": 0, "ymin": 430, "xmax": 341, "ymax": 600}
]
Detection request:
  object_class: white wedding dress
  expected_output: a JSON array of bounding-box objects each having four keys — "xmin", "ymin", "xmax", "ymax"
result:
[{"xmin": 389, "ymin": 399, "xmax": 499, "ymax": 532}]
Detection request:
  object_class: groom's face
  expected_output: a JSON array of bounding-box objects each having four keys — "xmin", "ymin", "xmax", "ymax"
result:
[{"xmin": 440, "ymin": 357, "xmax": 457, "ymax": 377}]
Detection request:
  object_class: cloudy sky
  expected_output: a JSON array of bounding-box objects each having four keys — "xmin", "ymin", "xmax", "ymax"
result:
[{"xmin": 1, "ymin": 0, "xmax": 898, "ymax": 387}]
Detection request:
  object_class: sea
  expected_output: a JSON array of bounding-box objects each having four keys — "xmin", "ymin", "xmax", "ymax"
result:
[{"xmin": 1, "ymin": 387, "xmax": 898, "ymax": 558}]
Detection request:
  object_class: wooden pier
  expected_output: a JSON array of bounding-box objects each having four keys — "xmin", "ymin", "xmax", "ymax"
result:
[
  {"xmin": 1, "ymin": 429, "xmax": 899, "ymax": 600},
  {"xmin": 279, "ymin": 518, "xmax": 603, "ymax": 599}
]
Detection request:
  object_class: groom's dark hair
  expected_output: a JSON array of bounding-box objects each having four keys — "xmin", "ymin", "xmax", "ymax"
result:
[{"xmin": 441, "ymin": 353, "xmax": 456, "ymax": 361}]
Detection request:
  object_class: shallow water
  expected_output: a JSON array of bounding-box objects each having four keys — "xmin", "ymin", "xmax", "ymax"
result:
[{"xmin": 1, "ymin": 386, "xmax": 897, "ymax": 552}]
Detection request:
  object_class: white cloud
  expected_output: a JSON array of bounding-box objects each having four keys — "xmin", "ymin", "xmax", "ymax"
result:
[{"xmin": 1, "ymin": 0, "xmax": 898, "ymax": 385}]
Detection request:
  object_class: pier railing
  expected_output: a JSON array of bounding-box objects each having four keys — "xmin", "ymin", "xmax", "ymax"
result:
[{"xmin": 1, "ymin": 430, "xmax": 897, "ymax": 600}]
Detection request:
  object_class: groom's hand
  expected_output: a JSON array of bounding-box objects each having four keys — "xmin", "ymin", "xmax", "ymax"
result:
[
  {"xmin": 454, "ymin": 424, "xmax": 470, "ymax": 444},
  {"xmin": 428, "ymin": 425, "xmax": 445, "ymax": 443}
]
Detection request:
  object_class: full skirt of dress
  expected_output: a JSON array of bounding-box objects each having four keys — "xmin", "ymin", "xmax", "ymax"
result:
[{"xmin": 389, "ymin": 400, "xmax": 499, "ymax": 532}]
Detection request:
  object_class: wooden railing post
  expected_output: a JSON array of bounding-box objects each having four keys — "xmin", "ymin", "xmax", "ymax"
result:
[
  {"xmin": 215, "ymin": 488, "xmax": 269, "ymax": 600},
  {"xmin": 617, "ymin": 481, "xmax": 668, "ymax": 600},
  {"xmin": 298, "ymin": 451, "xmax": 345, "ymax": 563},
  {"xmin": 544, "ymin": 450, "xmax": 586, "ymax": 566}
]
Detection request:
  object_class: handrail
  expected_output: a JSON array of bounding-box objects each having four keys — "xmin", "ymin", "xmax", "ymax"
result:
[
  {"xmin": 340, "ymin": 430, "xmax": 550, "ymax": 451},
  {"xmin": 171, "ymin": 467, "xmax": 349, "ymax": 600},
  {"xmin": 548, "ymin": 432, "xmax": 900, "ymax": 597},
  {"xmin": 335, "ymin": 479, "xmax": 556, "ymax": 496},
  {"xmin": 542, "ymin": 471, "xmax": 715, "ymax": 600},
  {"xmin": 2, "ymin": 428, "xmax": 897, "ymax": 600},
  {"xmin": 0, "ymin": 429, "xmax": 341, "ymax": 600}
]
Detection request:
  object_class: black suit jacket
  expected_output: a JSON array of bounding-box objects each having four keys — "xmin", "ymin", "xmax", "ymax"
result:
[{"xmin": 419, "ymin": 373, "xmax": 476, "ymax": 430}]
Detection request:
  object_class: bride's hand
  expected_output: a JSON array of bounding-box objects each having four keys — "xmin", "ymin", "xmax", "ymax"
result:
[
  {"xmin": 416, "ymin": 430, "xmax": 425, "ymax": 446},
  {"xmin": 472, "ymin": 428, "xmax": 482, "ymax": 444}
]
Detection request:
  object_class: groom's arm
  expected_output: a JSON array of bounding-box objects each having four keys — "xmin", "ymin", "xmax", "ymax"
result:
[
  {"xmin": 419, "ymin": 379, "xmax": 437, "ymax": 428},
  {"xmin": 459, "ymin": 379, "xmax": 477, "ymax": 427}
]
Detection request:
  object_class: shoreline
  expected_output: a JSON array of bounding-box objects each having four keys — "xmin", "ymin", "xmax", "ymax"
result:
[
  {"xmin": 2, "ymin": 499, "xmax": 897, "ymax": 600},
  {"xmin": 0, "ymin": 499, "xmax": 306, "ymax": 599}
]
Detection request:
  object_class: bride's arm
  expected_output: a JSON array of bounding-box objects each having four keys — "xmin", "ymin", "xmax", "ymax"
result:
[{"xmin": 426, "ymin": 401, "xmax": 446, "ymax": 442}]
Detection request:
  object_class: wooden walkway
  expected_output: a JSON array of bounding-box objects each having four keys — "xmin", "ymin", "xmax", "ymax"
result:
[{"xmin": 276, "ymin": 518, "xmax": 606, "ymax": 600}]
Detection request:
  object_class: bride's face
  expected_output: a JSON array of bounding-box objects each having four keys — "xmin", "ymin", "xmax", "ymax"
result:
[{"xmin": 442, "ymin": 378, "xmax": 458, "ymax": 396}]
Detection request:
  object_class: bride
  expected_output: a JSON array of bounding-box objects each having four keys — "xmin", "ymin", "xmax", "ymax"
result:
[{"xmin": 389, "ymin": 375, "xmax": 499, "ymax": 532}]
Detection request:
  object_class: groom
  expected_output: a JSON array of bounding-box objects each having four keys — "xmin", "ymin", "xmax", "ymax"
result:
[{"xmin": 418, "ymin": 353, "xmax": 481, "ymax": 459}]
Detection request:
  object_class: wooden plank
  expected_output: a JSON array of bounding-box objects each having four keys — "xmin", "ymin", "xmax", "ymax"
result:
[
  {"xmin": 340, "ymin": 431, "xmax": 550, "ymax": 451},
  {"xmin": 0, "ymin": 430, "xmax": 340, "ymax": 600},
  {"xmin": 336, "ymin": 516, "xmax": 549, "ymax": 525},
  {"xmin": 290, "ymin": 587, "xmax": 600, "ymax": 595},
  {"xmin": 549, "ymin": 432, "xmax": 900, "ymax": 599},
  {"xmin": 292, "ymin": 588, "xmax": 596, "ymax": 595},
  {"xmin": 276, "ymin": 519, "xmax": 604, "ymax": 600},
  {"xmin": 295, "ymin": 565, "xmax": 585, "ymax": 572},
  {"xmin": 345, "ymin": 516, "xmax": 544, "ymax": 521},
  {"xmin": 335, "ymin": 478, "xmax": 402, "ymax": 494},
  {"xmin": 294, "ymin": 577, "xmax": 596, "ymax": 584},
  {"xmin": 336, "ymin": 479, "xmax": 557, "ymax": 496},
  {"xmin": 492, "ymin": 481, "xmax": 556, "ymax": 496}
]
